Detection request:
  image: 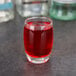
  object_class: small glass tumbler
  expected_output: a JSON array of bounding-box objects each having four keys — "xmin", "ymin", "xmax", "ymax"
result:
[{"xmin": 24, "ymin": 17, "xmax": 53, "ymax": 64}]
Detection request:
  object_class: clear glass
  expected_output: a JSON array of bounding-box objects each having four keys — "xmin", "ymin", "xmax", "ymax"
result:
[
  {"xmin": 16, "ymin": 0, "xmax": 49, "ymax": 17},
  {"xmin": 0, "ymin": 0, "xmax": 14, "ymax": 23},
  {"xmin": 49, "ymin": 0, "xmax": 76, "ymax": 20},
  {"xmin": 24, "ymin": 17, "xmax": 53, "ymax": 64}
]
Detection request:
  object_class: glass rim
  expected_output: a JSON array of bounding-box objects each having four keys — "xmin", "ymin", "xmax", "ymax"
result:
[{"xmin": 25, "ymin": 17, "xmax": 53, "ymax": 26}]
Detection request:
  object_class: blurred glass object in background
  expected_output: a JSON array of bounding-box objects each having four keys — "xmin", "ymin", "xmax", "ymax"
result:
[
  {"xmin": 49, "ymin": 0, "xmax": 76, "ymax": 20},
  {"xmin": 0, "ymin": 0, "xmax": 14, "ymax": 23},
  {"xmin": 16, "ymin": 0, "xmax": 49, "ymax": 17}
]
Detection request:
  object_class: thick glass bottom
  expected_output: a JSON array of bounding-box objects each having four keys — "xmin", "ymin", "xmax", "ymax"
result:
[
  {"xmin": 0, "ymin": 10, "xmax": 14, "ymax": 23},
  {"xmin": 49, "ymin": 12, "xmax": 76, "ymax": 21},
  {"xmin": 26, "ymin": 54, "xmax": 50, "ymax": 64}
]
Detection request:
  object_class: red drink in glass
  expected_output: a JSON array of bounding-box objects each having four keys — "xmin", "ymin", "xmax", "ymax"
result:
[{"xmin": 24, "ymin": 17, "xmax": 53, "ymax": 64}]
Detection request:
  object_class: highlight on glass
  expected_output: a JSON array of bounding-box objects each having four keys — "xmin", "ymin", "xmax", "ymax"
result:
[{"xmin": 24, "ymin": 17, "xmax": 53, "ymax": 64}]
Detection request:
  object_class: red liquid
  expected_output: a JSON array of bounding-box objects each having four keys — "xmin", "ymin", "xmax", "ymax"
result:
[{"xmin": 24, "ymin": 21, "xmax": 53, "ymax": 58}]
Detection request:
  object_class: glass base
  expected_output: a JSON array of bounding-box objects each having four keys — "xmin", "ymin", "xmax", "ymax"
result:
[
  {"xmin": 26, "ymin": 54, "xmax": 50, "ymax": 64},
  {"xmin": 0, "ymin": 15, "xmax": 14, "ymax": 23},
  {"xmin": 0, "ymin": 10, "xmax": 14, "ymax": 23},
  {"xmin": 49, "ymin": 13, "xmax": 76, "ymax": 21}
]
